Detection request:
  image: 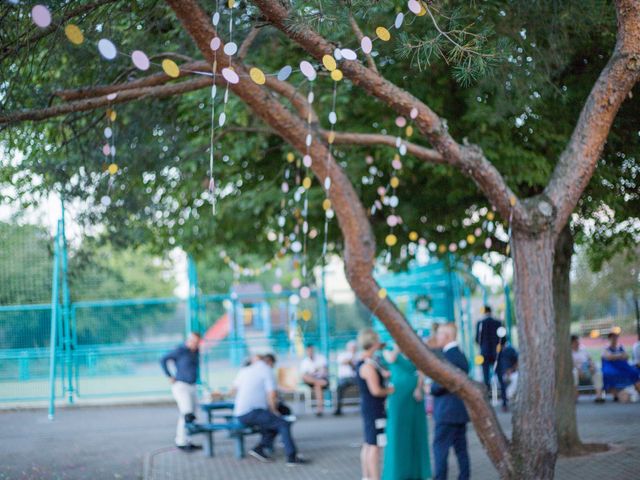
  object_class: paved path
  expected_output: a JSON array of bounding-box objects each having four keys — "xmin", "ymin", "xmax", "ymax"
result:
[{"xmin": 0, "ymin": 399, "xmax": 638, "ymax": 479}]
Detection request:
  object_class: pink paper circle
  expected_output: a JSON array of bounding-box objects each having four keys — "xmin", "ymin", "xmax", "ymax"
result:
[
  {"xmin": 131, "ymin": 50, "xmax": 150, "ymax": 70},
  {"xmin": 365, "ymin": 155, "xmax": 374, "ymax": 164},
  {"xmin": 222, "ymin": 68, "xmax": 239, "ymax": 84},
  {"xmin": 410, "ymin": 107, "xmax": 418, "ymax": 119},
  {"xmin": 300, "ymin": 61, "xmax": 316, "ymax": 81},
  {"xmin": 303, "ymin": 155, "xmax": 312, "ymax": 167},
  {"xmin": 272, "ymin": 284, "xmax": 282, "ymax": 294},
  {"xmin": 387, "ymin": 215, "xmax": 398, "ymax": 227},
  {"xmin": 31, "ymin": 5, "xmax": 51, "ymax": 28},
  {"xmin": 408, "ymin": 0, "xmax": 422, "ymax": 15},
  {"xmin": 300, "ymin": 286, "xmax": 311, "ymax": 299},
  {"xmin": 291, "ymin": 277, "xmax": 302, "ymax": 288},
  {"xmin": 361, "ymin": 36, "xmax": 373, "ymax": 54},
  {"xmin": 377, "ymin": 186, "xmax": 386, "ymax": 196},
  {"xmin": 102, "ymin": 144, "xmax": 111, "ymax": 156},
  {"xmin": 395, "ymin": 116, "xmax": 407, "ymax": 128},
  {"xmin": 392, "ymin": 159, "xmax": 402, "ymax": 170},
  {"xmin": 210, "ymin": 37, "xmax": 221, "ymax": 51}
]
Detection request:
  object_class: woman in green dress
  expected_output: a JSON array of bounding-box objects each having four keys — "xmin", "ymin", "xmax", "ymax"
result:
[{"xmin": 382, "ymin": 345, "xmax": 432, "ymax": 480}]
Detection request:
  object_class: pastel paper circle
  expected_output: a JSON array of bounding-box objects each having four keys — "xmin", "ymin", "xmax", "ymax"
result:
[
  {"xmin": 277, "ymin": 65, "xmax": 292, "ymax": 81},
  {"xmin": 385, "ymin": 234, "xmax": 398, "ymax": 247},
  {"xmin": 340, "ymin": 49, "xmax": 357, "ymax": 60},
  {"xmin": 395, "ymin": 12, "xmax": 405, "ymax": 29},
  {"xmin": 223, "ymin": 42, "xmax": 238, "ymax": 56},
  {"xmin": 392, "ymin": 158, "xmax": 402, "ymax": 170},
  {"xmin": 302, "ymin": 177, "xmax": 312, "ymax": 189},
  {"xmin": 300, "ymin": 61, "xmax": 316, "ymax": 81},
  {"xmin": 218, "ymin": 112, "xmax": 226, "ymax": 127},
  {"xmin": 31, "ymin": 5, "xmax": 51, "ymax": 28},
  {"xmin": 212, "ymin": 12, "xmax": 220, "ymax": 26},
  {"xmin": 377, "ymin": 186, "xmax": 386, "ymax": 196},
  {"xmin": 100, "ymin": 196, "xmax": 111, "ymax": 207},
  {"xmin": 98, "ymin": 39, "xmax": 117, "ymax": 60},
  {"xmin": 387, "ymin": 215, "xmax": 398, "ymax": 227},
  {"xmin": 307, "ymin": 91, "xmax": 314, "ymax": 103},
  {"xmin": 102, "ymin": 144, "xmax": 111, "ymax": 156},
  {"xmin": 210, "ymin": 37, "xmax": 221, "ymax": 51},
  {"xmin": 322, "ymin": 55, "xmax": 337, "ymax": 71},
  {"xmin": 333, "ymin": 48, "xmax": 343, "ymax": 60},
  {"xmin": 475, "ymin": 227, "xmax": 482, "ymax": 236},
  {"xmin": 291, "ymin": 241, "xmax": 302, "ymax": 253},
  {"xmin": 222, "ymin": 68, "xmax": 239, "ymax": 84},
  {"xmin": 303, "ymin": 155, "xmax": 312, "ymax": 167},
  {"xmin": 361, "ymin": 36, "xmax": 372, "ymax": 54},
  {"xmin": 289, "ymin": 294, "xmax": 300, "ymax": 305},
  {"xmin": 366, "ymin": 155, "xmax": 374, "ymax": 165},
  {"xmin": 108, "ymin": 163, "xmax": 118, "ymax": 175},
  {"xmin": 272, "ymin": 284, "xmax": 282, "ymax": 294},
  {"xmin": 328, "ymin": 111, "xmax": 337, "ymax": 125},
  {"xmin": 395, "ymin": 116, "xmax": 407, "ymax": 127},
  {"xmin": 376, "ymin": 27, "xmax": 391, "ymax": 41},
  {"xmin": 399, "ymin": 144, "xmax": 407, "ymax": 156},
  {"xmin": 162, "ymin": 59, "xmax": 180, "ymax": 78},
  {"xmin": 389, "ymin": 196, "xmax": 399, "ymax": 208},
  {"xmin": 390, "ymin": 177, "xmax": 400, "ymax": 188},
  {"xmin": 408, "ymin": 0, "xmax": 422, "ymax": 14},
  {"xmin": 300, "ymin": 286, "xmax": 311, "ymax": 299},
  {"xmin": 132, "ymin": 50, "xmax": 150, "ymax": 70},
  {"xmin": 281, "ymin": 182, "xmax": 289, "ymax": 193},
  {"xmin": 410, "ymin": 107, "xmax": 418, "ymax": 119},
  {"xmin": 104, "ymin": 127, "xmax": 113, "ymax": 139},
  {"xmin": 324, "ymin": 177, "xmax": 331, "ymax": 190},
  {"xmin": 305, "ymin": 134, "xmax": 312, "ymax": 146},
  {"xmin": 106, "ymin": 93, "xmax": 117, "ymax": 101},
  {"xmin": 64, "ymin": 24, "xmax": 84, "ymax": 45},
  {"xmin": 249, "ymin": 67, "xmax": 266, "ymax": 85},
  {"xmin": 326, "ymin": 209, "xmax": 334, "ymax": 219},
  {"xmin": 330, "ymin": 69, "xmax": 343, "ymax": 81}
]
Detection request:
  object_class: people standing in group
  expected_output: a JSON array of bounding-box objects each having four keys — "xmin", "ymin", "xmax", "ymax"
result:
[
  {"xmin": 356, "ymin": 328, "xmax": 394, "ymax": 480},
  {"xmin": 571, "ymin": 335, "xmax": 605, "ymax": 402},
  {"xmin": 602, "ymin": 332, "xmax": 640, "ymax": 402},
  {"xmin": 382, "ymin": 344, "xmax": 431, "ymax": 480},
  {"xmin": 475, "ymin": 306, "xmax": 505, "ymax": 395},
  {"xmin": 300, "ymin": 343, "xmax": 329, "ymax": 416},
  {"xmin": 432, "ymin": 323, "xmax": 471, "ymax": 480},
  {"xmin": 160, "ymin": 331, "xmax": 202, "ymax": 451},
  {"xmin": 232, "ymin": 353, "xmax": 307, "ymax": 465},
  {"xmin": 334, "ymin": 340, "xmax": 359, "ymax": 416}
]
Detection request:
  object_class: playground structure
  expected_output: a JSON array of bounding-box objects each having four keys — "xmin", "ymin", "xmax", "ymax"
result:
[{"xmin": 0, "ymin": 208, "xmax": 513, "ymax": 417}]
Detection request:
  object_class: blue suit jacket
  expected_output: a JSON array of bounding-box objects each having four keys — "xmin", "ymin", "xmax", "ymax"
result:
[
  {"xmin": 431, "ymin": 346, "xmax": 470, "ymax": 425},
  {"xmin": 475, "ymin": 316, "xmax": 504, "ymax": 359}
]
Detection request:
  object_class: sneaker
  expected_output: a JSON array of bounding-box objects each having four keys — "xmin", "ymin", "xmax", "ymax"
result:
[
  {"xmin": 177, "ymin": 443, "xmax": 202, "ymax": 452},
  {"xmin": 286, "ymin": 455, "xmax": 309, "ymax": 466},
  {"xmin": 315, "ymin": 411, "xmax": 323, "ymax": 418},
  {"xmin": 594, "ymin": 397, "xmax": 606, "ymax": 404},
  {"xmin": 333, "ymin": 410, "xmax": 343, "ymax": 416},
  {"xmin": 248, "ymin": 447, "xmax": 272, "ymax": 463}
]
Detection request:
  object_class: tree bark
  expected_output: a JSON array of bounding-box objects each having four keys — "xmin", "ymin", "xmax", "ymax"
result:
[{"xmin": 510, "ymin": 228, "xmax": 557, "ymax": 479}]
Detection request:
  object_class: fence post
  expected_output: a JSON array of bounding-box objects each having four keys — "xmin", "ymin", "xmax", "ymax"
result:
[
  {"xmin": 319, "ymin": 267, "xmax": 330, "ymax": 361},
  {"xmin": 60, "ymin": 201, "xmax": 73, "ymax": 404},
  {"xmin": 504, "ymin": 284, "xmax": 513, "ymax": 343},
  {"xmin": 48, "ymin": 220, "xmax": 61, "ymax": 420},
  {"xmin": 186, "ymin": 255, "xmax": 199, "ymax": 336}
]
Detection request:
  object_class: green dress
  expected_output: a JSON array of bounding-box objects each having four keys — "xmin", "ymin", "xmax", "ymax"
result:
[{"xmin": 382, "ymin": 354, "xmax": 432, "ymax": 480}]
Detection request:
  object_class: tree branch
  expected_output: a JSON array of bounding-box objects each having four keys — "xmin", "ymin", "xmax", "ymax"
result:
[
  {"xmin": 0, "ymin": 77, "xmax": 213, "ymax": 125},
  {"xmin": 263, "ymin": 74, "xmax": 318, "ymax": 123},
  {"xmin": 545, "ymin": 0, "xmax": 640, "ymax": 234},
  {"xmin": 253, "ymin": 0, "xmax": 529, "ymax": 232},
  {"xmin": 238, "ymin": 27, "xmax": 260, "ymax": 60},
  {"xmin": 326, "ymin": 131, "xmax": 443, "ymax": 163},
  {"xmin": 349, "ymin": 14, "xmax": 378, "ymax": 72}
]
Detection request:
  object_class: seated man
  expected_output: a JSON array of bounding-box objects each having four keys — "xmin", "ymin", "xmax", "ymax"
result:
[
  {"xmin": 232, "ymin": 353, "xmax": 306, "ymax": 465},
  {"xmin": 300, "ymin": 343, "xmax": 329, "ymax": 416},
  {"xmin": 602, "ymin": 332, "xmax": 640, "ymax": 402},
  {"xmin": 334, "ymin": 340, "xmax": 359, "ymax": 416},
  {"xmin": 571, "ymin": 335, "xmax": 605, "ymax": 402}
]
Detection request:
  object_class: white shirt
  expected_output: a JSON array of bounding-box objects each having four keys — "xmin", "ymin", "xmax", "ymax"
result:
[
  {"xmin": 232, "ymin": 360, "xmax": 276, "ymax": 417},
  {"xmin": 443, "ymin": 341, "xmax": 458, "ymax": 353},
  {"xmin": 337, "ymin": 351, "xmax": 357, "ymax": 379},
  {"xmin": 300, "ymin": 354, "xmax": 327, "ymax": 376},
  {"xmin": 572, "ymin": 347, "xmax": 591, "ymax": 369},
  {"xmin": 632, "ymin": 341, "xmax": 640, "ymax": 366}
]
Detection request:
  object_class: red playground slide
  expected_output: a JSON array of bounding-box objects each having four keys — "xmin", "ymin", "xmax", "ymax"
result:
[{"xmin": 202, "ymin": 314, "xmax": 230, "ymax": 346}]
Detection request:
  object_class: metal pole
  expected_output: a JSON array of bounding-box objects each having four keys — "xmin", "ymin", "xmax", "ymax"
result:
[
  {"xmin": 48, "ymin": 221, "xmax": 61, "ymax": 420},
  {"xmin": 319, "ymin": 267, "xmax": 330, "ymax": 361},
  {"xmin": 60, "ymin": 200, "xmax": 73, "ymax": 403},
  {"xmin": 504, "ymin": 284, "xmax": 514, "ymax": 343}
]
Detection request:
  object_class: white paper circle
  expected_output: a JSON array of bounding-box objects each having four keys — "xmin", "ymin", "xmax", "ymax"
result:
[
  {"xmin": 324, "ymin": 177, "xmax": 331, "ymax": 190},
  {"xmin": 210, "ymin": 37, "xmax": 221, "ymax": 51},
  {"xmin": 395, "ymin": 13, "xmax": 405, "ymax": 29},
  {"xmin": 100, "ymin": 195, "xmax": 111, "ymax": 207},
  {"xmin": 104, "ymin": 127, "xmax": 113, "ymax": 139},
  {"xmin": 303, "ymin": 155, "xmax": 312, "ymax": 167},
  {"xmin": 212, "ymin": 12, "xmax": 220, "ymax": 26},
  {"xmin": 408, "ymin": 0, "xmax": 422, "ymax": 15},
  {"xmin": 291, "ymin": 241, "xmax": 302, "ymax": 253},
  {"xmin": 300, "ymin": 61, "xmax": 316, "ymax": 81},
  {"xmin": 277, "ymin": 65, "xmax": 292, "ymax": 81},
  {"xmin": 98, "ymin": 39, "xmax": 117, "ymax": 60},
  {"xmin": 111, "ymin": 146, "xmax": 116, "ymax": 157},
  {"xmin": 395, "ymin": 136, "xmax": 402, "ymax": 147},
  {"xmin": 361, "ymin": 36, "xmax": 373, "ymax": 54},
  {"xmin": 389, "ymin": 196, "xmax": 399, "ymax": 208},
  {"xmin": 307, "ymin": 91, "xmax": 314, "ymax": 104},
  {"xmin": 31, "ymin": 5, "xmax": 51, "ymax": 28},
  {"xmin": 399, "ymin": 144, "xmax": 407, "ymax": 156},
  {"xmin": 341, "ymin": 49, "xmax": 357, "ymax": 61},
  {"xmin": 211, "ymin": 85, "xmax": 217, "ymax": 98},
  {"xmin": 221, "ymin": 68, "xmax": 239, "ymax": 84},
  {"xmin": 223, "ymin": 42, "xmax": 238, "ymax": 56},
  {"xmin": 497, "ymin": 326, "xmax": 507, "ymax": 338},
  {"xmin": 328, "ymin": 111, "xmax": 337, "ymax": 125},
  {"xmin": 326, "ymin": 209, "xmax": 334, "ymax": 219},
  {"xmin": 277, "ymin": 216, "xmax": 286, "ymax": 227},
  {"xmin": 131, "ymin": 50, "xmax": 150, "ymax": 70},
  {"xmin": 289, "ymin": 294, "xmax": 300, "ymax": 306},
  {"xmin": 333, "ymin": 48, "xmax": 343, "ymax": 61},
  {"xmin": 305, "ymin": 134, "xmax": 312, "ymax": 146},
  {"xmin": 106, "ymin": 93, "xmax": 118, "ymax": 101},
  {"xmin": 218, "ymin": 112, "xmax": 226, "ymax": 127},
  {"xmin": 281, "ymin": 182, "xmax": 289, "ymax": 193}
]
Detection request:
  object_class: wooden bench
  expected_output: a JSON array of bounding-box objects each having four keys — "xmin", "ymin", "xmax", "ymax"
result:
[{"xmin": 185, "ymin": 402, "xmax": 260, "ymax": 458}]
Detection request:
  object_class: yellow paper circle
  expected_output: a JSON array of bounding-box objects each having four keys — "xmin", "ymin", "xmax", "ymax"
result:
[
  {"xmin": 330, "ymin": 69, "xmax": 343, "ymax": 81},
  {"xmin": 474, "ymin": 354, "xmax": 485, "ymax": 365},
  {"xmin": 228, "ymin": 0, "xmax": 235, "ymax": 7},
  {"xmin": 64, "ymin": 24, "xmax": 84, "ymax": 45},
  {"xmin": 106, "ymin": 109, "xmax": 117, "ymax": 121},
  {"xmin": 286, "ymin": 152, "xmax": 295, "ymax": 163},
  {"xmin": 418, "ymin": 5, "xmax": 427, "ymax": 17},
  {"xmin": 438, "ymin": 244, "xmax": 447, "ymax": 254},
  {"xmin": 322, "ymin": 54, "xmax": 337, "ymax": 71},
  {"xmin": 390, "ymin": 177, "xmax": 400, "ymax": 188},
  {"xmin": 249, "ymin": 67, "xmax": 266, "ymax": 85},
  {"xmin": 301, "ymin": 309, "xmax": 312, "ymax": 322},
  {"xmin": 376, "ymin": 27, "xmax": 391, "ymax": 41},
  {"xmin": 378, "ymin": 288, "xmax": 387, "ymax": 299},
  {"xmin": 409, "ymin": 231, "xmax": 418, "ymax": 241},
  {"xmin": 467, "ymin": 234, "xmax": 476, "ymax": 245},
  {"xmin": 385, "ymin": 233, "xmax": 397, "ymax": 246},
  {"xmin": 405, "ymin": 125, "xmax": 414, "ymax": 137},
  {"xmin": 509, "ymin": 196, "xmax": 517, "ymax": 206},
  {"xmin": 162, "ymin": 59, "xmax": 180, "ymax": 78},
  {"xmin": 486, "ymin": 211, "xmax": 495, "ymax": 221},
  {"xmin": 108, "ymin": 163, "xmax": 118, "ymax": 175},
  {"xmin": 327, "ymin": 131, "xmax": 336, "ymax": 144},
  {"xmin": 302, "ymin": 177, "xmax": 312, "ymax": 189},
  {"xmin": 322, "ymin": 199, "xmax": 332, "ymax": 210}
]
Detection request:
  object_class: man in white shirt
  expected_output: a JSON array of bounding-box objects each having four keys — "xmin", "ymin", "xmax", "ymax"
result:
[
  {"xmin": 232, "ymin": 354, "xmax": 306, "ymax": 466},
  {"xmin": 333, "ymin": 340, "xmax": 358, "ymax": 416},
  {"xmin": 570, "ymin": 335, "xmax": 604, "ymax": 402},
  {"xmin": 300, "ymin": 343, "xmax": 329, "ymax": 416}
]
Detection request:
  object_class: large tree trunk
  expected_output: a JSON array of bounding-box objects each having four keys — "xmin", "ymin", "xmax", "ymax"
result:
[
  {"xmin": 510, "ymin": 228, "xmax": 557, "ymax": 479},
  {"xmin": 553, "ymin": 224, "xmax": 582, "ymax": 454}
]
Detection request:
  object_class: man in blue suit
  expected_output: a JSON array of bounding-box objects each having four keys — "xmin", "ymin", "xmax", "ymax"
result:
[
  {"xmin": 475, "ymin": 305, "xmax": 504, "ymax": 392},
  {"xmin": 431, "ymin": 323, "xmax": 470, "ymax": 480}
]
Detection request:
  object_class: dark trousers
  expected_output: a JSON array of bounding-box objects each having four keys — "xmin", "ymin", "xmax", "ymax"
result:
[
  {"xmin": 433, "ymin": 423, "xmax": 470, "ymax": 480},
  {"xmin": 495, "ymin": 364, "xmax": 508, "ymax": 407},
  {"xmin": 237, "ymin": 409, "xmax": 297, "ymax": 458},
  {"xmin": 481, "ymin": 358, "xmax": 496, "ymax": 391},
  {"xmin": 334, "ymin": 377, "xmax": 357, "ymax": 412}
]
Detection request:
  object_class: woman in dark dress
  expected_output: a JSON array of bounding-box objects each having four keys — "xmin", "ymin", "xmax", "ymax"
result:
[{"xmin": 356, "ymin": 328, "xmax": 394, "ymax": 480}]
